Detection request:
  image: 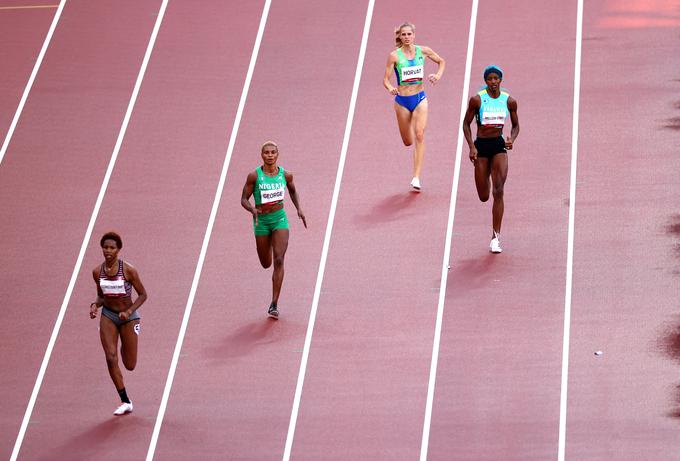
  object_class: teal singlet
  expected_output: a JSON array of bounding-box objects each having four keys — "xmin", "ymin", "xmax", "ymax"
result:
[
  {"xmin": 394, "ymin": 46, "xmax": 425, "ymax": 85},
  {"xmin": 476, "ymin": 88, "xmax": 510, "ymax": 128},
  {"xmin": 254, "ymin": 166, "xmax": 286, "ymax": 206}
]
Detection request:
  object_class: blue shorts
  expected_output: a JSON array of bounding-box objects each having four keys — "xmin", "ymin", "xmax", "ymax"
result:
[{"xmin": 395, "ymin": 91, "xmax": 426, "ymax": 112}]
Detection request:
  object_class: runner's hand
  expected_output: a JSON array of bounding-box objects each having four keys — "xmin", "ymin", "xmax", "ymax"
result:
[
  {"xmin": 388, "ymin": 87, "xmax": 399, "ymax": 96},
  {"xmin": 252, "ymin": 208, "xmax": 260, "ymax": 226},
  {"xmin": 505, "ymin": 136, "xmax": 513, "ymax": 150},
  {"xmin": 428, "ymin": 74, "xmax": 440, "ymax": 84},
  {"xmin": 118, "ymin": 310, "xmax": 131, "ymax": 321},
  {"xmin": 469, "ymin": 147, "xmax": 478, "ymax": 164},
  {"xmin": 298, "ymin": 210, "xmax": 307, "ymax": 229},
  {"xmin": 90, "ymin": 303, "xmax": 98, "ymax": 319}
]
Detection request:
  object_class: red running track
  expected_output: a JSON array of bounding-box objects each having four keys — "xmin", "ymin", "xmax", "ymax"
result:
[
  {"xmin": 2, "ymin": 1, "xmax": 679, "ymax": 460},
  {"xmin": 151, "ymin": 0, "xmax": 370, "ymax": 458},
  {"xmin": 0, "ymin": 2, "xmax": 56, "ymax": 143},
  {"xmin": 0, "ymin": 1, "xmax": 161, "ymax": 458},
  {"xmin": 289, "ymin": 0, "xmax": 468, "ymax": 458},
  {"xmin": 565, "ymin": 1, "xmax": 680, "ymax": 459},
  {"xmin": 428, "ymin": 0, "xmax": 576, "ymax": 459},
  {"xmin": 13, "ymin": 1, "xmax": 266, "ymax": 460}
]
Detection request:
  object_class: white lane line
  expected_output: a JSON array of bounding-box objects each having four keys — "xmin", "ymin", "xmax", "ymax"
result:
[
  {"xmin": 558, "ymin": 0, "xmax": 584, "ymax": 459},
  {"xmin": 9, "ymin": 1, "xmax": 169, "ymax": 460},
  {"xmin": 419, "ymin": 1, "xmax": 478, "ymax": 459},
  {"xmin": 281, "ymin": 1, "xmax": 374, "ymax": 459},
  {"xmin": 0, "ymin": 0, "xmax": 66, "ymax": 166},
  {"xmin": 144, "ymin": 1, "xmax": 272, "ymax": 459}
]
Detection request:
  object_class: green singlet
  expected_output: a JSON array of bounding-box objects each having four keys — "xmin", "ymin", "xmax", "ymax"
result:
[{"xmin": 253, "ymin": 166, "xmax": 289, "ymax": 236}]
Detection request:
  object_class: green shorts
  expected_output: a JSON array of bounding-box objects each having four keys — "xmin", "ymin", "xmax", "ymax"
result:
[{"xmin": 254, "ymin": 208, "xmax": 289, "ymax": 236}]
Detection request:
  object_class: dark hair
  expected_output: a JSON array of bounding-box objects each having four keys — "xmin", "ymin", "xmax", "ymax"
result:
[
  {"xmin": 100, "ymin": 232, "xmax": 123, "ymax": 249},
  {"xmin": 483, "ymin": 65, "xmax": 503, "ymax": 80}
]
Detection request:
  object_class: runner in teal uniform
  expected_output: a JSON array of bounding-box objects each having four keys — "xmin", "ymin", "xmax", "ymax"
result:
[
  {"xmin": 462, "ymin": 65, "xmax": 520, "ymax": 253},
  {"xmin": 241, "ymin": 141, "xmax": 306, "ymax": 318},
  {"xmin": 383, "ymin": 22, "xmax": 445, "ymax": 192}
]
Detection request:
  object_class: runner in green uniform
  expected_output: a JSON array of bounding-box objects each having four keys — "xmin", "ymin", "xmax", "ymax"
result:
[{"xmin": 241, "ymin": 141, "xmax": 306, "ymax": 318}]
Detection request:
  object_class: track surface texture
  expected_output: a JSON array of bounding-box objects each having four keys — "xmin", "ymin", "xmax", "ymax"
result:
[{"xmin": 1, "ymin": 0, "xmax": 678, "ymax": 460}]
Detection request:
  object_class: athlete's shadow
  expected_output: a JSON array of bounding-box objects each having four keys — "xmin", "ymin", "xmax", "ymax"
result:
[
  {"xmin": 47, "ymin": 415, "xmax": 147, "ymax": 460},
  {"xmin": 204, "ymin": 319, "xmax": 279, "ymax": 362},
  {"xmin": 665, "ymin": 213, "xmax": 680, "ymax": 264},
  {"xmin": 354, "ymin": 192, "xmax": 420, "ymax": 225},
  {"xmin": 657, "ymin": 315, "xmax": 680, "ymax": 418},
  {"xmin": 445, "ymin": 254, "xmax": 498, "ymax": 295},
  {"xmin": 662, "ymin": 100, "xmax": 680, "ymax": 130}
]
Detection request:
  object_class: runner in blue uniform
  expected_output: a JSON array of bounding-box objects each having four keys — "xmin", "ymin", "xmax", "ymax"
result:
[
  {"xmin": 241, "ymin": 141, "xmax": 306, "ymax": 318},
  {"xmin": 383, "ymin": 22, "xmax": 445, "ymax": 191},
  {"xmin": 463, "ymin": 65, "xmax": 520, "ymax": 253}
]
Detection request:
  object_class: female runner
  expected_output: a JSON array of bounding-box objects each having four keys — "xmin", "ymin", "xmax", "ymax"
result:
[
  {"xmin": 462, "ymin": 65, "xmax": 520, "ymax": 253},
  {"xmin": 90, "ymin": 232, "xmax": 147, "ymax": 415},
  {"xmin": 241, "ymin": 141, "xmax": 306, "ymax": 318},
  {"xmin": 383, "ymin": 22, "xmax": 445, "ymax": 191}
]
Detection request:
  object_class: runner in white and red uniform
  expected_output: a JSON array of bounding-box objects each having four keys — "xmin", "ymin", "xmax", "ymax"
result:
[{"xmin": 90, "ymin": 231, "xmax": 148, "ymax": 415}]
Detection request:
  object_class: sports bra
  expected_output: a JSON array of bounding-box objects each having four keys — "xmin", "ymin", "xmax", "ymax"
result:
[
  {"xmin": 394, "ymin": 46, "xmax": 425, "ymax": 86},
  {"xmin": 476, "ymin": 87, "xmax": 510, "ymax": 128},
  {"xmin": 99, "ymin": 260, "xmax": 132, "ymax": 298}
]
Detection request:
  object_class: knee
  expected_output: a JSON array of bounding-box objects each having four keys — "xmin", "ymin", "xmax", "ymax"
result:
[
  {"xmin": 402, "ymin": 138, "xmax": 413, "ymax": 147},
  {"xmin": 260, "ymin": 260, "xmax": 272, "ymax": 269},
  {"xmin": 104, "ymin": 352, "xmax": 118, "ymax": 369},
  {"xmin": 478, "ymin": 193, "xmax": 490, "ymax": 203},
  {"xmin": 414, "ymin": 129, "xmax": 425, "ymax": 143},
  {"xmin": 123, "ymin": 361, "xmax": 136, "ymax": 371},
  {"xmin": 492, "ymin": 185, "xmax": 504, "ymax": 200},
  {"xmin": 273, "ymin": 255, "xmax": 285, "ymax": 268}
]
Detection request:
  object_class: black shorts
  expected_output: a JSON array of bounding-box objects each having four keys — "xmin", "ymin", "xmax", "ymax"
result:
[{"xmin": 474, "ymin": 136, "xmax": 506, "ymax": 159}]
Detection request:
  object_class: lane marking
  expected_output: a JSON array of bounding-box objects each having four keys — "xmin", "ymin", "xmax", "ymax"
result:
[
  {"xmin": 8, "ymin": 1, "xmax": 169, "ymax": 459},
  {"xmin": 0, "ymin": 5, "xmax": 59, "ymax": 10},
  {"xmin": 144, "ymin": 1, "xmax": 272, "ymax": 459},
  {"xmin": 558, "ymin": 0, "xmax": 584, "ymax": 459},
  {"xmin": 419, "ymin": 1, "xmax": 478, "ymax": 459},
  {"xmin": 0, "ymin": 0, "xmax": 65, "ymax": 166},
  {"xmin": 281, "ymin": 1, "xmax": 374, "ymax": 459}
]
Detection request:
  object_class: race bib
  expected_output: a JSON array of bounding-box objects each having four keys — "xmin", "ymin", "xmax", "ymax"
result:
[
  {"xmin": 260, "ymin": 185, "xmax": 285, "ymax": 204},
  {"xmin": 400, "ymin": 64, "xmax": 424, "ymax": 83},
  {"xmin": 100, "ymin": 279, "xmax": 126, "ymax": 296},
  {"xmin": 480, "ymin": 108, "xmax": 507, "ymax": 126}
]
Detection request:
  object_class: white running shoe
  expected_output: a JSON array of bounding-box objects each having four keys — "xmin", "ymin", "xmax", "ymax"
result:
[
  {"xmin": 113, "ymin": 401, "xmax": 133, "ymax": 416},
  {"xmin": 489, "ymin": 232, "xmax": 502, "ymax": 253},
  {"xmin": 410, "ymin": 177, "xmax": 421, "ymax": 191}
]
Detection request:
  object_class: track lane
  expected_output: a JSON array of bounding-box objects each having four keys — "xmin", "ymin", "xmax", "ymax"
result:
[
  {"xmin": 12, "ymin": 2, "xmax": 268, "ymax": 460},
  {"xmin": 149, "ymin": 1, "xmax": 370, "ymax": 458},
  {"xmin": 565, "ymin": 2, "xmax": 680, "ymax": 459},
  {"xmin": 0, "ymin": 2, "xmax": 56, "ymax": 143},
  {"xmin": 426, "ymin": 1, "xmax": 577, "ymax": 459},
  {"xmin": 0, "ymin": 1, "xmax": 162, "ymax": 458},
  {"xmin": 288, "ymin": 1, "xmax": 469, "ymax": 458}
]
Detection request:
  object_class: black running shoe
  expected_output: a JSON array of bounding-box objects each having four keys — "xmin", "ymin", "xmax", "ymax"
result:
[{"xmin": 268, "ymin": 304, "xmax": 279, "ymax": 319}]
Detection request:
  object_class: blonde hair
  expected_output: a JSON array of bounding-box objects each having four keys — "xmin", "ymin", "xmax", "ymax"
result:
[
  {"xmin": 260, "ymin": 140, "xmax": 278, "ymax": 153},
  {"xmin": 395, "ymin": 22, "xmax": 415, "ymax": 48}
]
